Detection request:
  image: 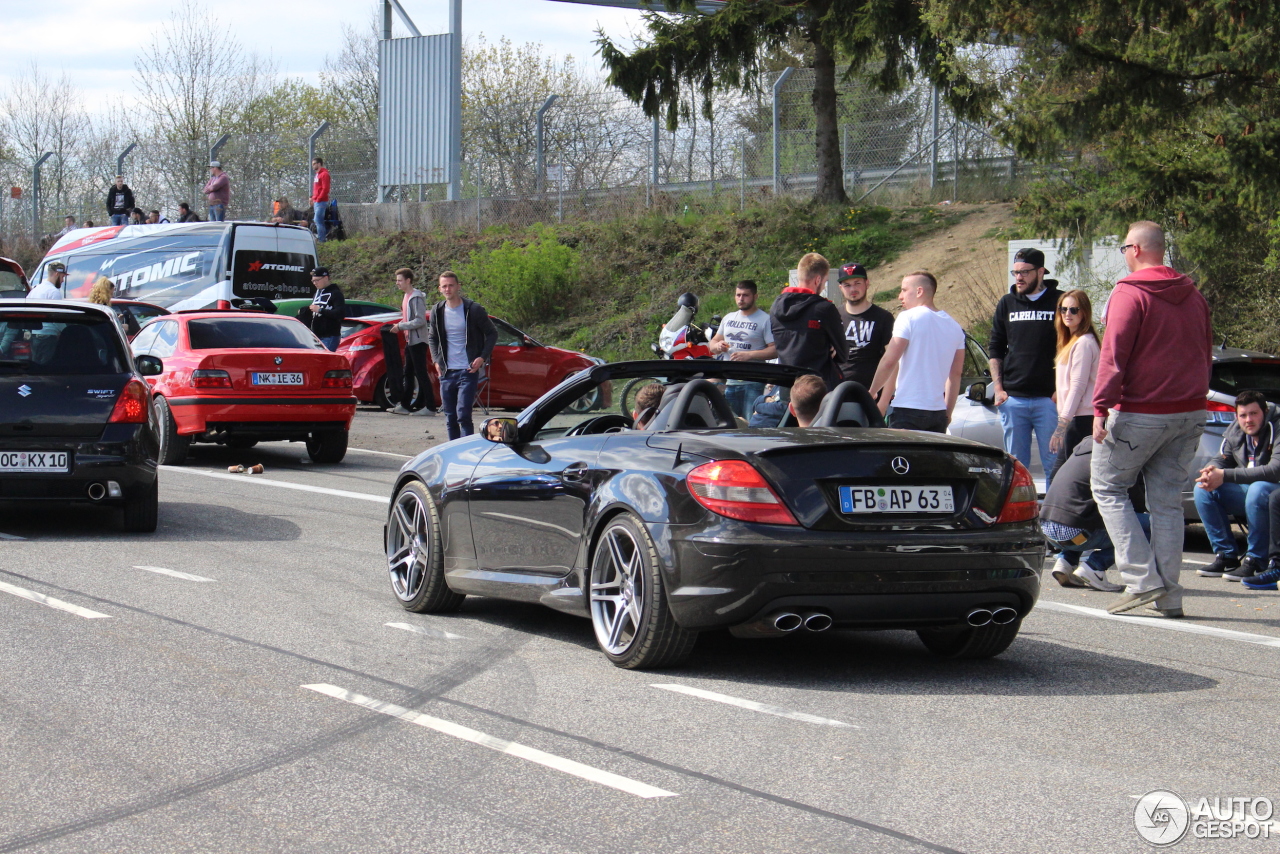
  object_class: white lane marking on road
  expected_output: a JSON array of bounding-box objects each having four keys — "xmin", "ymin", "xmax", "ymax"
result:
[
  {"xmin": 1038, "ymin": 600, "xmax": 1280, "ymax": 649},
  {"xmin": 386, "ymin": 621, "xmax": 467, "ymax": 641},
  {"xmin": 348, "ymin": 447, "xmax": 413, "ymax": 459},
  {"xmin": 652, "ymin": 684, "xmax": 858, "ymax": 728},
  {"xmin": 160, "ymin": 466, "xmax": 386, "ymax": 503},
  {"xmin": 303, "ymin": 683, "xmax": 677, "ymax": 798},
  {"xmin": 0, "ymin": 580, "xmax": 110, "ymax": 619},
  {"xmin": 132, "ymin": 565, "xmax": 214, "ymax": 582},
  {"xmin": 0, "ymin": 532, "xmax": 25, "ymax": 540}
]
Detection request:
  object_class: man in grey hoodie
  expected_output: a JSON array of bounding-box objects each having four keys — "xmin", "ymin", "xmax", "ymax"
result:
[
  {"xmin": 389, "ymin": 267, "xmax": 436, "ymax": 415},
  {"xmin": 1192, "ymin": 390, "xmax": 1280, "ymax": 582}
]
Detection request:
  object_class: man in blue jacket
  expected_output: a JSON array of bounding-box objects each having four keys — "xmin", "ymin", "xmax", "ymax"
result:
[{"xmin": 427, "ymin": 271, "xmax": 498, "ymax": 440}]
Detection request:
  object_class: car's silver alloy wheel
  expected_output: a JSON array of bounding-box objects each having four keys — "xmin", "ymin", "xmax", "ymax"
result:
[
  {"xmin": 387, "ymin": 488, "xmax": 428, "ymax": 601},
  {"xmin": 590, "ymin": 526, "xmax": 646, "ymax": 654}
]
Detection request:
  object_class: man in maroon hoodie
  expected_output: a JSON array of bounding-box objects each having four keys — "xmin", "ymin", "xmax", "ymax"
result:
[{"xmin": 1091, "ymin": 221, "xmax": 1213, "ymax": 617}]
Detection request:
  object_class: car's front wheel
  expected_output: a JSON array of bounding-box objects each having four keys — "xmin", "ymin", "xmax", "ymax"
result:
[
  {"xmin": 154, "ymin": 397, "xmax": 190, "ymax": 465},
  {"xmin": 917, "ymin": 620, "xmax": 1021, "ymax": 659},
  {"xmin": 386, "ymin": 481, "xmax": 465, "ymax": 612},
  {"xmin": 589, "ymin": 513, "xmax": 696, "ymax": 669},
  {"xmin": 306, "ymin": 429, "xmax": 348, "ymax": 463}
]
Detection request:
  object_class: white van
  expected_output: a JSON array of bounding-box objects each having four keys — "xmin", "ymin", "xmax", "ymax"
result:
[{"xmin": 33, "ymin": 222, "xmax": 318, "ymax": 311}]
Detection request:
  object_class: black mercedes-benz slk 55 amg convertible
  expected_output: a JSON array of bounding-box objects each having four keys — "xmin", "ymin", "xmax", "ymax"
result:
[{"xmin": 383, "ymin": 360, "xmax": 1044, "ymax": 669}]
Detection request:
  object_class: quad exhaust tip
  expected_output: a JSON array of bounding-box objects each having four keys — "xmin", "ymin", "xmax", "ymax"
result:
[
  {"xmin": 802, "ymin": 612, "xmax": 833, "ymax": 632},
  {"xmin": 772, "ymin": 612, "xmax": 803, "ymax": 632},
  {"xmin": 967, "ymin": 607, "xmax": 1019, "ymax": 627}
]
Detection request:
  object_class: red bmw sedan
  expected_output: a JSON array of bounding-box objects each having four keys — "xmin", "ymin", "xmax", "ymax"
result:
[
  {"xmin": 130, "ymin": 310, "xmax": 357, "ymax": 464},
  {"xmin": 338, "ymin": 312, "xmax": 606, "ymax": 412}
]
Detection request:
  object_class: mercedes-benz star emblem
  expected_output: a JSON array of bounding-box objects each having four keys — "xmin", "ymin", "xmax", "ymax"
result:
[
  {"xmin": 273, "ymin": 356, "xmax": 283, "ymax": 365},
  {"xmin": 891, "ymin": 456, "xmax": 910, "ymax": 475},
  {"xmin": 17, "ymin": 384, "xmax": 31, "ymax": 397}
]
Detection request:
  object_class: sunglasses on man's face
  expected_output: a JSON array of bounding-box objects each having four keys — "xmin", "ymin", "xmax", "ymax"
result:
[{"xmin": 1060, "ymin": 306, "xmax": 1080, "ymax": 315}]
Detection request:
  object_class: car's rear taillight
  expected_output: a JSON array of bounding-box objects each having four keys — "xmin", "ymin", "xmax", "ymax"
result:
[
  {"xmin": 216, "ymin": 300, "xmax": 231, "ymax": 310},
  {"xmin": 323, "ymin": 369, "xmax": 353, "ymax": 388},
  {"xmin": 1206, "ymin": 401, "xmax": 1234, "ymax": 413},
  {"xmin": 109, "ymin": 379, "xmax": 150, "ymax": 423},
  {"xmin": 192, "ymin": 369, "xmax": 232, "ymax": 389},
  {"xmin": 995, "ymin": 460, "xmax": 1038, "ymax": 524},
  {"xmin": 687, "ymin": 460, "xmax": 798, "ymax": 526},
  {"xmin": 341, "ymin": 333, "xmax": 379, "ymax": 352}
]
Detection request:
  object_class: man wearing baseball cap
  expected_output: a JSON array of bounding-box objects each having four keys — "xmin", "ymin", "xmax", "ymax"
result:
[
  {"xmin": 28, "ymin": 262, "xmax": 67, "ymax": 300},
  {"xmin": 296, "ymin": 267, "xmax": 346, "ymax": 351},
  {"xmin": 834, "ymin": 262, "xmax": 895, "ymax": 393},
  {"xmin": 203, "ymin": 161, "xmax": 230, "ymax": 222},
  {"xmin": 988, "ymin": 246, "xmax": 1062, "ymax": 480}
]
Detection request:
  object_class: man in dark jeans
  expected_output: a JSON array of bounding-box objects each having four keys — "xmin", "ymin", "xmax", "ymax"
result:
[
  {"xmin": 389, "ymin": 267, "xmax": 436, "ymax": 415},
  {"xmin": 427, "ymin": 271, "xmax": 497, "ymax": 440}
]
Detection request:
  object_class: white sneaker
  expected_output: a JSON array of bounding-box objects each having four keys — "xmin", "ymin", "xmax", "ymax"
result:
[
  {"xmin": 1051, "ymin": 557, "xmax": 1086, "ymax": 588},
  {"xmin": 410, "ymin": 407, "xmax": 435, "ymax": 416},
  {"xmin": 388, "ymin": 405, "xmax": 410, "ymax": 415},
  {"xmin": 1072, "ymin": 564, "xmax": 1124, "ymax": 592}
]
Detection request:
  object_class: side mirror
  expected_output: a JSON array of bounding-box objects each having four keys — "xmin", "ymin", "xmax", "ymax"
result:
[
  {"xmin": 965, "ymin": 381, "xmax": 987, "ymax": 403},
  {"xmin": 481, "ymin": 416, "xmax": 518, "ymax": 444},
  {"xmin": 136, "ymin": 355, "xmax": 163, "ymax": 376},
  {"xmin": 522, "ymin": 336, "xmax": 536, "ymax": 348}
]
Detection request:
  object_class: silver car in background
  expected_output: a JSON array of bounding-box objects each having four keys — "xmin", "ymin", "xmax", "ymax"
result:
[{"xmin": 946, "ymin": 338, "xmax": 1280, "ymax": 517}]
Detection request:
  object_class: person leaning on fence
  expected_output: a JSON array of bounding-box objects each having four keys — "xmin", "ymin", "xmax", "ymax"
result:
[
  {"xmin": 203, "ymin": 161, "xmax": 230, "ymax": 221},
  {"xmin": 1091, "ymin": 220, "xmax": 1213, "ymax": 617},
  {"xmin": 312, "ymin": 158, "xmax": 332, "ymax": 242},
  {"xmin": 1192, "ymin": 389, "xmax": 1280, "ymax": 584},
  {"xmin": 106, "ymin": 176, "xmax": 134, "ymax": 226}
]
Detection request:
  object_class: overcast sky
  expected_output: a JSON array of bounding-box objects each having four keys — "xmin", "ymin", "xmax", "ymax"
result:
[{"xmin": 0, "ymin": 0, "xmax": 646, "ymax": 111}]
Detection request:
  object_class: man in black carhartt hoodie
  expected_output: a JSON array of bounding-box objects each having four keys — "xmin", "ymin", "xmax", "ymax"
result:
[
  {"xmin": 769, "ymin": 253, "xmax": 845, "ymax": 389},
  {"xmin": 988, "ymin": 247, "xmax": 1062, "ymax": 479}
]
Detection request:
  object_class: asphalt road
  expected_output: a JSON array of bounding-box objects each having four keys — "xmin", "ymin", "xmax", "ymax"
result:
[{"xmin": 2, "ymin": 421, "xmax": 1279, "ymax": 853}]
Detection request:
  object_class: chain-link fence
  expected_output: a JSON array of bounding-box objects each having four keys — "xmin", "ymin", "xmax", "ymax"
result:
[{"xmin": 0, "ymin": 67, "xmax": 1022, "ymax": 257}]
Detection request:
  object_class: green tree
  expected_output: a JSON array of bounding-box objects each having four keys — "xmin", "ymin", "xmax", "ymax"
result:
[
  {"xmin": 931, "ymin": 0, "xmax": 1280, "ymax": 349},
  {"xmin": 597, "ymin": 0, "xmax": 987, "ymax": 204}
]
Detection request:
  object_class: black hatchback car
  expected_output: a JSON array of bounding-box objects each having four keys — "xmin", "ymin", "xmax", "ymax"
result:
[
  {"xmin": 0, "ymin": 300, "xmax": 162, "ymax": 532},
  {"xmin": 385, "ymin": 360, "xmax": 1044, "ymax": 669}
]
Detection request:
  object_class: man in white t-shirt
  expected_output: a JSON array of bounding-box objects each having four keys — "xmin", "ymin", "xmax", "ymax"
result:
[
  {"xmin": 28, "ymin": 262, "xmax": 67, "ymax": 300},
  {"xmin": 868, "ymin": 271, "xmax": 966, "ymax": 433},
  {"xmin": 708, "ymin": 280, "xmax": 777, "ymax": 417}
]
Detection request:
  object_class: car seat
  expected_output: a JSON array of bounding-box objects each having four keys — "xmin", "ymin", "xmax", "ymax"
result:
[
  {"xmin": 47, "ymin": 324, "xmax": 105, "ymax": 372},
  {"xmin": 809, "ymin": 381, "xmax": 886, "ymax": 428}
]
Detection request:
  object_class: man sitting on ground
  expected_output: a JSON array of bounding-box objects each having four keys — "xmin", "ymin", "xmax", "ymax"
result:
[
  {"xmin": 787, "ymin": 374, "xmax": 828, "ymax": 428},
  {"xmin": 631, "ymin": 383, "xmax": 664, "ymax": 430},
  {"xmin": 1194, "ymin": 389, "xmax": 1280, "ymax": 583}
]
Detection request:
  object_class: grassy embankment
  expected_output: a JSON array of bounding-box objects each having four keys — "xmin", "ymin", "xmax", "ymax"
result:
[{"xmin": 318, "ymin": 199, "xmax": 970, "ymax": 362}]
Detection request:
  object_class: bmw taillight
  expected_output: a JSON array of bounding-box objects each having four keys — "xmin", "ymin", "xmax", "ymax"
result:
[
  {"xmin": 192, "ymin": 369, "xmax": 232, "ymax": 389},
  {"xmin": 1206, "ymin": 401, "xmax": 1234, "ymax": 412},
  {"xmin": 995, "ymin": 460, "xmax": 1038, "ymax": 524},
  {"xmin": 687, "ymin": 460, "xmax": 798, "ymax": 526},
  {"xmin": 323, "ymin": 369, "xmax": 353, "ymax": 389},
  {"xmin": 109, "ymin": 379, "xmax": 150, "ymax": 423},
  {"xmin": 341, "ymin": 333, "xmax": 379, "ymax": 352}
]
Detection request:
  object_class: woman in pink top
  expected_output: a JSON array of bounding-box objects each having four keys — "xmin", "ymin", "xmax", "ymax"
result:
[{"xmin": 1049, "ymin": 289, "xmax": 1100, "ymax": 478}]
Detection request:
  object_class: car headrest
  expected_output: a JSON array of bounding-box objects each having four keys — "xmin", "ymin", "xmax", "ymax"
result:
[
  {"xmin": 809, "ymin": 380, "xmax": 885, "ymax": 428},
  {"xmin": 648, "ymin": 378, "xmax": 738, "ymax": 431}
]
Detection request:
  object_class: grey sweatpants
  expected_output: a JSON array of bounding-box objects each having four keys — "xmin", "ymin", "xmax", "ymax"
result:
[{"xmin": 1091, "ymin": 410, "xmax": 1204, "ymax": 610}]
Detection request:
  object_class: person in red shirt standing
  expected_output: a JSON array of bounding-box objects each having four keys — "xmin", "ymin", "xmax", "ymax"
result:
[
  {"xmin": 311, "ymin": 157, "xmax": 332, "ymax": 242},
  {"xmin": 1091, "ymin": 220, "xmax": 1213, "ymax": 617}
]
